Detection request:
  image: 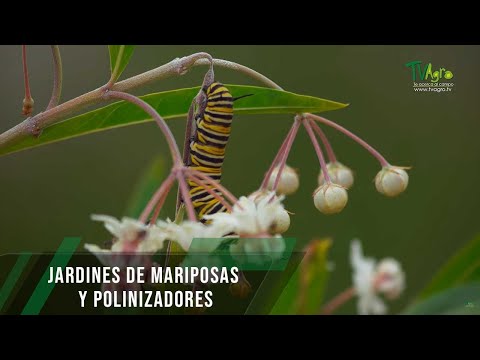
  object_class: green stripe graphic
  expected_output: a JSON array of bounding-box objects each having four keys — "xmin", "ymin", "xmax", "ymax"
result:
[
  {"xmin": 21, "ymin": 237, "xmax": 80, "ymax": 315},
  {"xmin": 0, "ymin": 253, "xmax": 32, "ymax": 312}
]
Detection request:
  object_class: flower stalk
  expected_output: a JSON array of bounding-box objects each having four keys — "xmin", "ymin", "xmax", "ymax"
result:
[
  {"xmin": 306, "ymin": 113, "xmax": 389, "ymax": 167},
  {"xmin": 309, "ymin": 120, "xmax": 337, "ymax": 163},
  {"xmin": 321, "ymin": 287, "xmax": 356, "ymax": 315},
  {"xmin": 260, "ymin": 121, "xmax": 298, "ymax": 190},
  {"xmin": 303, "ymin": 118, "xmax": 331, "ymax": 183},
  {"xmin": 21, "ymin": 45, "xmax": 34, "ymax": 116}
]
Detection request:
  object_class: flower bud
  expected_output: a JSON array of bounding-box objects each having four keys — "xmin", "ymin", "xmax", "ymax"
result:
[
  {"xmin": 375, "ymin": 166, "xmax": 409, "ymax": 197},
  {"xmin": 22, "ymin": 97, "xmax": 34, "ymax": 116},
  {"xmin": 318, "ymin": 162, "xmax": 354, "ymax": 189},
  {"xmin": 267, "ymin": 165, "xmax": 299, "ymax": 195},
  {"xmin": 374, "ymin": 258, "xmax": 405, "ymax": 300},
  {"xmin": 313, "ymin": 184, "xmax": 348, "ymax": 214},
  {"xmin": 270, "ymin": 208, "xmax": 290, "ymax": 234}
]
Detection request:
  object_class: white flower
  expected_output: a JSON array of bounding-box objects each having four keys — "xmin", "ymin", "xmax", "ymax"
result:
[
  {"xmin": 90, "ymin": 214, "xmax": 146, "ymax": 245},
  {"xmin": 248, "ymin": 190, "xmax": 290, "ymax": 233},
  {"xmin": 350, "ymin": 239, "xmax": 405, "ymax": 315},
  {"xmin": 85, "ymin": 214, "xmax": 167, "ymax": 267},
  {"xmin": 204, "ymin": 191, "xmax": 288, "ymax": 236},
  {"xmin": 156, "ymin": 219, "xmax": 229, "ymax": 252},
  {"xmin": 376, "ymin": 258, "xmax": 406, "ymax": 299}
]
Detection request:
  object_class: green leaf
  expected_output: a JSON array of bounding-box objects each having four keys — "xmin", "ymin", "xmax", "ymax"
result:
[
  {"xmin": 403, "ymin": 283, "xmax": 480, "ymax": 315},
  {"xmin": 0, "ymin": 85, "xmax": 348, "ymax": 157},
  {"xmin": 124, "ymin": 156, "xmax": 165, "ymax": 218},
  {"xmin": 108, "ymin": 45, "xmax": 135, "ymax": 81},
  {"xmin": 270, "ymin": 238, "xmax": 332, "ymax": 315},
  {"xmin": 419, "ymin": 234, "xmax": 480, "ymax": 300}
]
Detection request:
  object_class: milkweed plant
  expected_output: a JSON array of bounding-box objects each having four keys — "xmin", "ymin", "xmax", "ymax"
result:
[{"xmin": 1, "ymin": 45, "xmax": 414, "ymax": 315}]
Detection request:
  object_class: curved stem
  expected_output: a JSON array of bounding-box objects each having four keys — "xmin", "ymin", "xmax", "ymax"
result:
[
  {"xmin": 321, "ymin": 287, "xmax": 356, "ymax": 315},
  {"xmin": 272, "ymin": 118, "xmax": 301, "ymax": 191},
  {"xmin": 176, "ymin": 173, "xmax": 197, "ymax": 221},
  {"xmin": 46, "ymin": 45, "xmax": 63, "ymax": 110},
  {"xmin": 307, "ymin": 114, "xmax": 389, "ymax": 167},
  {"xmin": 187, "ymin": 173, "xmax": 233, "ymax": 212},
  {"xmin": 303, "ymin": 119, "xmax": 331, "ymax": 183},
  {"xmin": 139, "ymin": 173, "xmax": 176, "ymax": 223},
  {"xmin": 194, "ymin": 58, "xmax": 283, "ymax": 90},
  {"xmin": 21, "ymin": 45, "xmax": 34, "ymax": 116},
  {"xmin": 186, "ymin": 168, "xmax": 239, "ymax": 206},
  {"xmin": 260, "ymin": 123, "xmax": 296, "ymax": 190},
  {"xmin": 309, "ymin": 120, "xmax": 337, "ymax": 163},
  {"xmin": 104, "ymin": 91, "xmax": 182, "ymax": 165},
  {"xmin": 149, "ymin": 178, "xmax": 175, "ymax": 224}
]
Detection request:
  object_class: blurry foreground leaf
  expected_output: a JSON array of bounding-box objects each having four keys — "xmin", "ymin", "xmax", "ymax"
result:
[
  {"xmin": 403, "ymin": 283, "xmax": 480, "ymax": 315},
  {"xmin": 419, "ymin": 233, "xmax": 480, "ymax": 300},
  {"xmin": 270, "ymin": 238, "xmax": 332, "ymax": 314}
]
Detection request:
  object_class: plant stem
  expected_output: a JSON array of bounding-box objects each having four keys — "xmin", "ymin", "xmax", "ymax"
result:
[
  {"xmin": 309, "ymin": 120, "xmax": 337, "ymax": 163},
  {"xmin": 149, "ymin": 178, "xmax": 175, "ymax": 224},
  {"xmin": 307, "ymin": 114, "xmax": 389, "ymax": 167},
  {"xmin": 321, "ymin": 287, "xmax": 356, "ymax": 315},
  {"xmin": 21, "ymin": 45, "xmax": 34, "ymax": 116},
  {"xmin": 176, "ymin": 101, "xmax": 196, "ymax": 214},
  {"xmin": 186, "ymin": 168, "xmax": 239, "ymax": 206},
  {"xmin": 104, "ymin": 91, "xmax": 182, "ymax": 165},
  {"xmin": 187, "ymin": 173, "xmax": 233, "ymax": 212},
  {"xmin": 194, "ymin": 58, "xmax": 282, "ymax": 90},
  {"xmin": 46, "ymin": 46, "xmax": 63, "ymax": 110},
  {"xmin": 272, "ymin": 117, "xmax": 301, "ymax": 191},
  {"xmin": 139, "ymin": 173, "xmax": 176, "ymax": 223},
  {"xmin": 260, "ymin": 122, "xmax": 297, "ymax": 190},
  {"xmin": 114, "ymin": 52, "xmax": 213, "ymax": 92},
  {"xmin": 176, "ymin": 172, "xmax": 197, "ymax": 221},
  {"xmin": 303, "ymin": 119, "xmax": 331, "ymax": 183},
  {"xmin": 0, "ymin": 53, "xmax": 281, "ymax": 154}
]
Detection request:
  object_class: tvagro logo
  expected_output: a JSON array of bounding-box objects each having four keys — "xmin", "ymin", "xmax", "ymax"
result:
[{"xmin": 405, "ymin": 61, "xmax": 455, "ymax": 93}]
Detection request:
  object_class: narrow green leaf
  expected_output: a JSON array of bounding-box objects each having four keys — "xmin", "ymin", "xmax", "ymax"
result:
[
  {"xmin": 419, "ymin": 234, "xmax": 480, "ymax": 300},
  {"xmin": 108, "ymin": 45, "xmax": 135, "ymax": 81},
  {"xmin": 0, "ymin": 85, "xmax": 348, "ymax": 157},
  {"xmin": 403, "ymin": 283, "xmax": 480, "ymax": 315},
  {"xmin": 270, "ymin": 238, "xmax": 332, "ymax": 315},
  {"xmin": 124, "ymin": 156, "xmax": 165, "ymax": 218}
]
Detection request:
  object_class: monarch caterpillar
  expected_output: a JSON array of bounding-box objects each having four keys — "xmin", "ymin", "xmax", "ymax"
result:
[{"xmin": 186, "ymin": 82, "xmax": 250, "ymax": 221}]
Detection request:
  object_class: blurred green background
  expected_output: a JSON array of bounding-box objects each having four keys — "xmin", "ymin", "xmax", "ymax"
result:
[{"xmin": 0, "ymin": 45, "xmax": 478, "ymax": 314}]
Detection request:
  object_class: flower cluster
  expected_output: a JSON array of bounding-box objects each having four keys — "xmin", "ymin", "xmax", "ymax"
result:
[
  {"xmin": 260, "ymin": 114, "xmax": 410, "ymax": 215},
  {"xmin": 350, "ymin": 239, "xmax": 405, "ymax": 315},
  {"xmin": 85, "ymin": 191, "xmax": 289, "ymax": 267}
]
